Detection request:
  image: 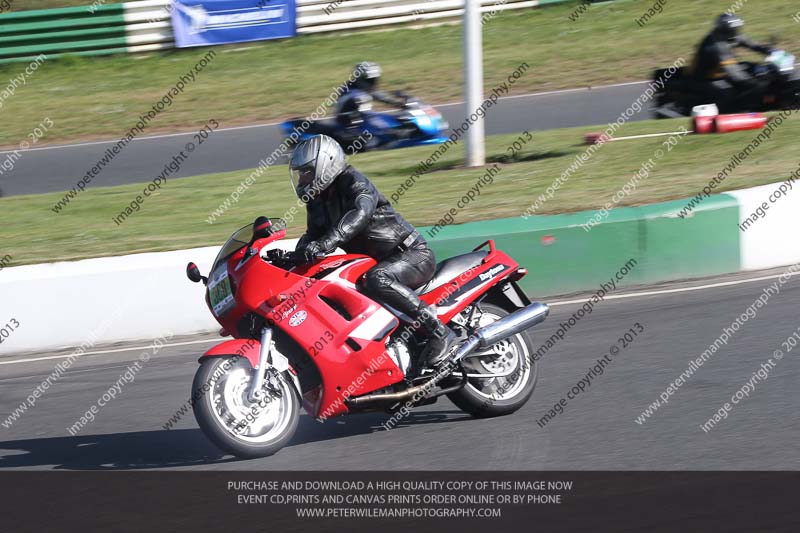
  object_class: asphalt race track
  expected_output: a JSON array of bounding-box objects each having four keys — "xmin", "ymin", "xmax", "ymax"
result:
[
  {"xmin": 1, "ymin": 82, "xmax": 650, "ymax": 197},
  {"xmin": 2, "ymin": 268, "xmax": 798, "ymax": 470}
]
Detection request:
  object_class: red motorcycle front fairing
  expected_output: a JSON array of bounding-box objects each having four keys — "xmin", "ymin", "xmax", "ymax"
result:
[
  {"xmin": 203, "ymin": 234, "xmax": 521, "ymax": 420},
  {"xmin": 275, "ymin": 258, "xmax": 407, "ymax": 419},
  {"xmin": 214, "ymin": 247, "xmax": 406, "ymax": 420}
]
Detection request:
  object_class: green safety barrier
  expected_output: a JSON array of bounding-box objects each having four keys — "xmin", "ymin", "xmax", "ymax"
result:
[
  {"xmin": 0, "ymin": 3, "xmax": 127, "ymax": 62},
  {"xmin": 423, "ymin": 194, "xmax": 741, "ymax": 298}
]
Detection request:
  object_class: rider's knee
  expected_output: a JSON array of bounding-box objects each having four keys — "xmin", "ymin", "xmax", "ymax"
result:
[{"xmin": 364, "ymin": 268, "xmax": 393, "ymax": 290}]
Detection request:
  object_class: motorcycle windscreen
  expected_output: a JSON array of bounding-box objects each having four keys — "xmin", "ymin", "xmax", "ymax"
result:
[{"xmin": 210, "ymin": 224, "xmax": 253, "ymax": 272}]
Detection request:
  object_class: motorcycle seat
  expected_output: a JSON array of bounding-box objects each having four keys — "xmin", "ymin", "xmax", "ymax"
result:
[{"xmin": 415, "ymin": 250, "xmax": 488, "ymax": 295}]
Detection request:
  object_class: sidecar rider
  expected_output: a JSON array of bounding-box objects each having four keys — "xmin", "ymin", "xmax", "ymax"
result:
[
  {"xmin": 289, "ymin": 134, "xmax": 456, "ymax": 369},
  {"xmin": 689, "ymin": 13, "xmax": 774, "ymax": 110},
  {"xmin": 336, "ymin": 62, "xmax": 408, "ymax": 137}
]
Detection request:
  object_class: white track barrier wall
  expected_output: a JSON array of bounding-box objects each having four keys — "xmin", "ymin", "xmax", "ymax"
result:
[
  {"xmin": 726, "ymin": 184, "xmax": 800, "ymax": 271},
  {"xmin": 0, "ymin": 239, "xmax": 298, "ymax": 356},
  {"xmin": 121, "ymin": 0, "xmax": 542, "ymax": 52}
]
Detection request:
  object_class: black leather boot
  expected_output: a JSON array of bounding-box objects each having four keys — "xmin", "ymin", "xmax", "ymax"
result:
[{"xmin": 419, "ymin": 305, "xmax": 458, "ymax": 368}]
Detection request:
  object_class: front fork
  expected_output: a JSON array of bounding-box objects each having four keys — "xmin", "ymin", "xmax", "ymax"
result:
[{"xmin": 248, "ymin": 327, "xmax": 290, "ymax": 402}]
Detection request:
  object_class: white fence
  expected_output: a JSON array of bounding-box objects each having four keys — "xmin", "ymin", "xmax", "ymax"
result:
[{"xmin": 121, "ymin": 0, "xmax": 541, "ymax": 52}]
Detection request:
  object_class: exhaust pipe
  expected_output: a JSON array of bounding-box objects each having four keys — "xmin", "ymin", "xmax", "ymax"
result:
[
  {"xmin": 346, "ymin": 376, "xmax": 463, "ymax": 407},
  {"xmin": 346, "ymin": 302, "xmax": 549, "ymax": 408},
  {"xmin": 454, "ymin": 302, "xmax": 550, "ymax": 363}
]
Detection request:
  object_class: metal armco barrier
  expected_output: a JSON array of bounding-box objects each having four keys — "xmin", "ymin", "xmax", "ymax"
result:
[
  {"xmin": 0, "ymin": 1, "xmax": 174, "ymax": 63},
  {"xmin": 295, "ymin": 0, "xmax": 540, "ymax": 34},
  {"xmin": 0, "ymin": 4, "xmax": 128, "ymax": 63}
]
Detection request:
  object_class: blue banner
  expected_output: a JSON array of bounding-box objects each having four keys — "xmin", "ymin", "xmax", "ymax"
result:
[{"xmin": 171, "ymin": 0, "xmax": 297, "ymax": 48}]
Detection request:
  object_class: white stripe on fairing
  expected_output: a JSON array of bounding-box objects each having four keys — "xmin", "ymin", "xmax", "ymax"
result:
[
  {"xmin": 319, "ymin": 257, "xmax": 371, "ymax": 289},
  {"xmin": 350, "ymin": 307, "xmax": 396, "ymax": 341},
  {"xmin": 436, "ymin": 279, "xmax": 495, "ymax": 314},
  {"xmin": 319, "ymin": 258, "xmax": 397, "ymax": 340}
]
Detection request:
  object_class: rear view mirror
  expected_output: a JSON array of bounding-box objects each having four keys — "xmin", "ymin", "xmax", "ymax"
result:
[
  {"xmin": 245, "ymin": 216, "xmax": 274, "ymax": 258},
  {"xmin": 186, "ymin": 262, "xmax": 207, "ymax": 284},
  {"xmin": 253, "ymin": 216, "xmax": 273, "ymax": 240}
]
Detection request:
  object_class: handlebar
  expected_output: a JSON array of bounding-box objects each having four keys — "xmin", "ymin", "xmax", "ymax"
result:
[{"xmin": 265, "ymin": 248, "xmax": 326, "ymax": 266}]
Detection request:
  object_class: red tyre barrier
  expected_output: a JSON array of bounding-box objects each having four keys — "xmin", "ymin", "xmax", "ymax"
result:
[
  {"xmin": 694, "ymin": 113, "xmax": 768, "ymax": 134},
  {"xmin": 713, "ymin": 113, "xmax": 768, "ymax": 133}
]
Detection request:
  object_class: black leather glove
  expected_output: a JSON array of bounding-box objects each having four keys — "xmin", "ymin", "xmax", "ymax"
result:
[{"xmin": 298, "ymin": 241, "xmax": 323, "ymax": 263}]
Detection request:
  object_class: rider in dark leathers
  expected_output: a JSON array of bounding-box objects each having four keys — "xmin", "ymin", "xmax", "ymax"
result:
[
  {"xmin": 289, "ymin": 134, "xmax": 457, "ymax": 369},
  {"xmin": 336, "ymin": 62, "xmax": 408, "ymax": 142},
  {"xmin": 689, "ymin": 14, "xmax": 774, "ymax": 110}
]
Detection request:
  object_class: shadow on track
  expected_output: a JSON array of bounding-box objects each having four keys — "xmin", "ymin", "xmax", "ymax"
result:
[
  {"xmin": 0, "ymin": 409, "xmax": 467, "ymax": 470},
  {"xmin": 0, "ymin": 429, "xmax": 233, "ymax": 470}
]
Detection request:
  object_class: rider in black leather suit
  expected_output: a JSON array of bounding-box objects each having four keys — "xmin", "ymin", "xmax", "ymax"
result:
[
  {"xmin": 290, "ymin": 135, "xmax": 457, "ymax": 368},
  {"xmin": 337, "ymin": 62, "xmax": 407, "ymax": 134},
  {"xmin": 689, "ymin": 14, "xmax": 773, "ymax": 110}
]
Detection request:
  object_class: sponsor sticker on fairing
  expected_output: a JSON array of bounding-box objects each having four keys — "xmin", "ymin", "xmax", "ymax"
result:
[
  {"xmin": 479, "ymin": 264, "xmax": 506, "ymax": 282},
  {"xmin": 289, "ymin": 310, "xmax": 307, "ymax": 327}
]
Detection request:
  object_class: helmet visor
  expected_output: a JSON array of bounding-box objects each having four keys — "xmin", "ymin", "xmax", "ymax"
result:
[{"xmin": 290, "ymin": 159, "xmax": 317, "ymax": 199}]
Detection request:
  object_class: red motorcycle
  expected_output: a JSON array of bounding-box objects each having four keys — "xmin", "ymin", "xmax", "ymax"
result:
[{"xmin": 186, "ymin": 216, "xmax": 549, "ymax": 458}]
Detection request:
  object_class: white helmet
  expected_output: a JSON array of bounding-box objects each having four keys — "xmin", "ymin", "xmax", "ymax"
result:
[
  {"xmin": 289, "ymin": 135, "xmax": 347, "ymax": 201},
  {"xmin": 353, "ymin": 61, "xmax": 382, "ymax": 90}
]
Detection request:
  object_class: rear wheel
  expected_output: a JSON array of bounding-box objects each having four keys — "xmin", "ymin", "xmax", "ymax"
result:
[
  {"xmin": 447, "ymin": 303, "xmax": 538, "ymax": 418},
  {"xmin": 192, "ymin": 356, "xmax": 300, "ymax": 458}
]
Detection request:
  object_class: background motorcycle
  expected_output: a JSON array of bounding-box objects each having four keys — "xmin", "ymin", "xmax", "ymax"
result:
[
  {"xmin": 185, "ymin": 216, "xmax": 549, "ymax": 458},
  {"xmin": 653, "ymin": 49, "xmax": 800, "ymax": 117},
  {"xmin": 281, "ymin": 95, "xmax": 450, "ymax": 153}
]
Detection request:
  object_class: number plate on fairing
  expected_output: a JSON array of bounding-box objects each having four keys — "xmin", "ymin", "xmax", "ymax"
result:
[{"xmin": 208, "ymin": 265, "xmax": 235, "ymax": 317}]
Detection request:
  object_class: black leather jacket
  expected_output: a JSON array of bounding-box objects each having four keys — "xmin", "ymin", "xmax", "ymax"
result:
[
  {"xmin": 690, "ymin": 31, "xmax": 772, "ymax": 86},
  {"xmin": 336, "ymin": 85, "xmax": 407, "ymax": 118},
  {"xmin": 297, "ymin": 165, "xmax": 419, "ymax": 260}
]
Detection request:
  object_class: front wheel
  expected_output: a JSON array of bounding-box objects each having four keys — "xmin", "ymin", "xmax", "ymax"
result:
[
  {"xmin": 192, "ymin": 356, "xmax": 300, "ymax": 458},
  {"xmin": 447, "ymin": 303, "xmax": 538, "ymax": 418}
]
